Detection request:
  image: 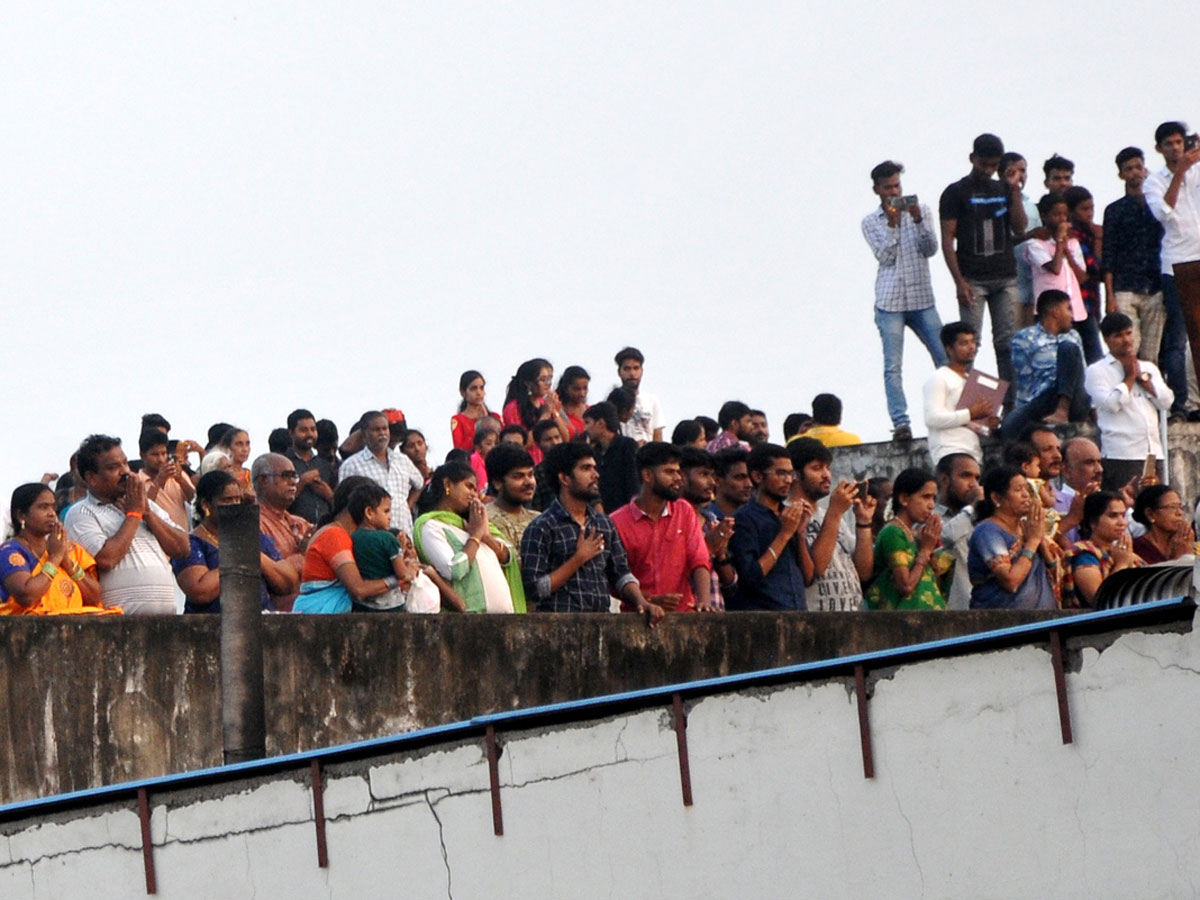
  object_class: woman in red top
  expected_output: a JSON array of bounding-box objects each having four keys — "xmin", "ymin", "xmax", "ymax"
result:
[
  {"xmin": 555, "ymin": 365, "xmax": 590, "ymax": 439},
  {"xmin": 450, "ymin": 370, "xmax": 491, "ymax": 452},
  {"xmin": 502, "ymin": 359, "xmax": 571, "ymax": 463}
]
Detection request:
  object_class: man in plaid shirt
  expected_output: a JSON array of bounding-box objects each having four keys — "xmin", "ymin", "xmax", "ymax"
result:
[
  {"xmin": 862, "ymin": 159, "xmax": 946, "ymax": 442},
  {"xmin": 520, "ymin": 441, "xmax": 664, "ymax": 622}
]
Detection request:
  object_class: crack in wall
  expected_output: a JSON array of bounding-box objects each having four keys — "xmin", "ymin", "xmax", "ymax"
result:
[
  {"xmin": 887, "ymin": 777, "xmax": 925, "ymax": 895},
  {"xmin": 424, "ymin": 790, "xmax": 453, "ymax": 900},
  {"xmin": 1121, "ymin": 644, "xmax": 1200, "ymax": 676}
]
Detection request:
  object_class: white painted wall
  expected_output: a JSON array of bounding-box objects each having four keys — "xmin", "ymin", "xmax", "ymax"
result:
[{"xmin": 4, "ymin": 618, "xmax": 1200, "ymax": 898}]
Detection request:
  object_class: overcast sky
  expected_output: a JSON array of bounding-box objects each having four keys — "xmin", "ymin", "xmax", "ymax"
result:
[{"xmin": 1, "ymin": 2, "xmax": 1192, "ymax": 503}]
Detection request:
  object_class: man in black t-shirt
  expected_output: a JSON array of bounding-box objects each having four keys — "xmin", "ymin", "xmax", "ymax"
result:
[{"xmin": 939, "ymin": 133, "xmax": 1029, "ymax": 406}]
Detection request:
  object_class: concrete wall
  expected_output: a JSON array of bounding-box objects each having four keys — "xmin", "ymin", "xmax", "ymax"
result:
[
  {"xmin": 3, "ymin": 611, "xmax": 1198, "ymax": 899},
  {"xmin": 0, "ymin": 611, "xmax": 1067, "ymax": 806}
]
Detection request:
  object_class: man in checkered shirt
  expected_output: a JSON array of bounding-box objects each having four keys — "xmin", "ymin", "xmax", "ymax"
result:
[
  {"xmin": 519, "ymin": 441, "xmax": 663, "ymax": 623},
  {"xmin": 862, "ymin": 160, "xmax": 947, "ymax": 442}
]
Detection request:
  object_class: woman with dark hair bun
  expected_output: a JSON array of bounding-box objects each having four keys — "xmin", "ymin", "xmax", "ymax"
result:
[
  {"xmin": 172, "ymin": 471, "xmax": 297, "ymax": 614},
  {"xmin": 1131, "ymin": 485, "xmax": 1194, "ymax": 563},
  {"xmin": 1064, "ymin": 490, "xmax": 1142, "ymax": 608},
  {"xmin": 0, "ymin": 483, "xmax": 109, "ymax": 615},
  {"xmin": 967, "ymin": 466, "xmax": 1060, "ymax": 609},
  {"xmin": 450, "ymin": 370, "xmax": 491, "ymax": 452},
  {"xmin": 864, "ymin": 468, "xmax": 950, "ymax": 610}
]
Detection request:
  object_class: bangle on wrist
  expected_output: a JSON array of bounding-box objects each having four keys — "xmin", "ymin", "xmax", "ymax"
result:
[
  {"xmin": 1018, "ymin": 548, "xmax": 1035, "ymax": 561},
  {"xmin": 766, "ymin": 546, "xmax": 778, "ymax": 560},
  {"xmin": 855, "ymin": 522, "xmax": 872, "ymax": 529},
  {"xmin": 41, "ymin": 562, "xmax": 59, "ymax": 579},
  {"xmin": 383, "ymin": 575, "xmax": 398, "ymax": 589},
  {"xmin": 126, "ymin": 510, "xmax": 143, "ymax": 521},
  {"xmin": 465, "ymin": 535, "xmax": 481, "ymax": 548}
]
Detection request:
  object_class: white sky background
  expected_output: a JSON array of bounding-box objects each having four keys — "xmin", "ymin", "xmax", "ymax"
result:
[{"xmin": 1, "ymin": 2, "xmax": 1193, "ymax": 501}]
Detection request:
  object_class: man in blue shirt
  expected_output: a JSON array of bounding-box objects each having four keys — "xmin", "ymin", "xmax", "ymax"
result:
[
  {"xmin": 727, "ymin": 444, "xmax": 811, "ymax": 610},
  {"xmin": 1003, "ymin": 290, "xmax": 1089, "ymax": 439}
]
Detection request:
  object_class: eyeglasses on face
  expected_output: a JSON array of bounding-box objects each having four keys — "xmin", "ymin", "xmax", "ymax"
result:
[{"xmin": 268, "ymin": 471, "xmax": 300, "ymax": 481}]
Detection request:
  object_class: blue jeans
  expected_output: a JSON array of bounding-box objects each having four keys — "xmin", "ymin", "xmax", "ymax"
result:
[
  {"xmin": 874, "ymin": 305, "xmax": 948, "ymax": 428},
  {"xmin": 1161, "ymin": 274, "xmax": 1189, "ymax": 415}
]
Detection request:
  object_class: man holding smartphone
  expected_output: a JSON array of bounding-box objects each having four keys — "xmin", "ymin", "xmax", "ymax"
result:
[
  {"xmin": 1145, "ymin": 121, "xmax": 1200, "ymax": 420},
  {"xmin": 862, "ymin": 160, "xmax": 946, "ymax": 442}
]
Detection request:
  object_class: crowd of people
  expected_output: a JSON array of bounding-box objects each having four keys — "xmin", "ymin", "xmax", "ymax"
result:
[{"xmin": 3, "ymin": 120, "xmax": 1200, "ymax": 620}]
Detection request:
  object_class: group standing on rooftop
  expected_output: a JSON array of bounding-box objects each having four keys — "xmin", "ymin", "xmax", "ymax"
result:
[{"xmin": 4, "ymin": 120, "xmax": 1200, "ymax": 619}]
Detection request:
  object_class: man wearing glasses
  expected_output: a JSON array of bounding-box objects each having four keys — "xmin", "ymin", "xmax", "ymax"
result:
[
  {"xmin": 251, "ymin": 453, "xmax": 313, "ymax": 612},
  {"xmin": 727, "ymin": 443, "xmax": 813, "ymax": 610}
]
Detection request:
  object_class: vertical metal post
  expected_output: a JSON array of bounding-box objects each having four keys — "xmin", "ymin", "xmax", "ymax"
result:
[
  {"xmin": 218, "ymin": 504, "xmax": 266, "ymax": 764},
  {"xmin": 854, "ymin": 665, "xmax": 874, "ymax": 779},
  {"xmin": 1049, "ymin": 630, "xmax": 1073, "ymax": 744},
  {"xmin": 485, "ymin": 725, "xmax": 503, "ymax": 836},
  {"xmin": 137, "ymin": 787, "xmax": 157, "ymax": 894},
  {"xmin": 311, "ymin": 760, "xmax": 329, "ymax": 868},
  {"xmin": 672, "ymin": 693, "xmax": 694, "ymax": 806}
]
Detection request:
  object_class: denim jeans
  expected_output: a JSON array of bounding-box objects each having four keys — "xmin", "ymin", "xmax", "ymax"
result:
[
  {"xmin": 874, "ymin": 305, "xmax": 947, "ymax": 428},
  {"xmin": 960, "ymin": 278, "xmax": 1019, "ymax": 402},
  {"xmin": 1160, "ymin": 274, "xmax": 1189, "ymax": 415},
  {"xmin": 1001, "ymin": 341, "xmax": 1090, "ymax": 439}
]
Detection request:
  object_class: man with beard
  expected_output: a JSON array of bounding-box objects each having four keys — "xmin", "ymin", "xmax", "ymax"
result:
[
  {"xmin": 284, "ymin": 408, "xmax": 335, "ymax": 524},
  {"xmin": 748, "ymin": 410, "xmax": 769, "ymax": 446},
  {"xmin": 727, "ymin": 443, "xmax": 812, "ymax": 610},
  {"xmin": 612, "ymin": 442, "xmax": 714, "ymax": 612},
  {"xmin": 1024, "ymin": 425, "xmax": 1064, "ymax": 485},
  {"xmin": 923, "ymin": 322, "xmax": 999, "ymax": 464},
  {"xmin": 789, "ymin": 438, "xmax": 875, "ymax": 612},
  {"xmin": 614, "ymin": 346, "xmax": 664, "ymax": 444},
  {"xmin": 707, "ymin": 447, "xmax": 752, "ymax": 520},
  {"xmin": 520, "ymin": 442, "xmax": 664, "ymax": 622},
  {"xmin": 679, "ymin": 446, "xmax": 735, "ymax": 608},
  {"xmin": 939, "ymin": 132, "xmax": 1029, "ymax": 400},
  {"xmin": 64, "ymin": 434, "xmax": 190, "ymax": 614},
  {"xmin": 484, "ymin": 443, "xmax": 539, "ymax": 565},
  {"xmin": 933, "ymin": 452, "xmax": 982, "ymax": 610},
  {"xmin": 338, "ymin": 411, "xmax": 424, "ymax": 535},
  {"xmin": 252, "ymin": 453, "xmax": 312, "ymax": 612}
]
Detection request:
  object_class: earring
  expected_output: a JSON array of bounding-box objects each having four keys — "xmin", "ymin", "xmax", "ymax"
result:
[{"xmin": 444, "ymin": 486, "xmax": 451, "ymax": 495}]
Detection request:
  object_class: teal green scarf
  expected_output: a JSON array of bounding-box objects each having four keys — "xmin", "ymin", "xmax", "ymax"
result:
[{"xmin": 412, "ymin": 510, "xmax": 526, "ymax": 613}]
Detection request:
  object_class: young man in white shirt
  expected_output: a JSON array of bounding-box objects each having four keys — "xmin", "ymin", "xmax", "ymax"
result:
[
  {"xmin": 1085, "ymin": 312, "xmax": 1173, "ymax": 490},
  {"xmin": 614, "ymin": 347, "xmax": 664, "ymax": 444},
  {"xmin": 1144, "ymin": 120, "xmax": 1200, "ymax": 420},
  {"xmin": 922, "ymin": 322, "xmax": 998, "ymax": 464}
]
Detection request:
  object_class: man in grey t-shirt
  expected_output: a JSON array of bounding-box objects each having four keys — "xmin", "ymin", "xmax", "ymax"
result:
[
  {"xmin": 64, "ymin": 434, "xmax": 189, "ymax": 614},
  {"xmin": 788, "ymin": 438, "xmax": 875, "ymax": 611}
]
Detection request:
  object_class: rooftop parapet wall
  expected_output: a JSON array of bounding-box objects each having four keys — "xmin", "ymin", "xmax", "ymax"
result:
[{"xmin": 1, "ymin": 611, "xmax": 1073, "ymax": 806}]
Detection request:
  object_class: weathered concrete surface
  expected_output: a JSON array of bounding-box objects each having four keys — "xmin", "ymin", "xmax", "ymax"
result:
[
  {"xmin": 0, "ymin": 611, "xmax": 1075, "ymax": 806},
  {"xmin": 3, "ymin": 613, "xmax": 1200, "ymax": 899}
]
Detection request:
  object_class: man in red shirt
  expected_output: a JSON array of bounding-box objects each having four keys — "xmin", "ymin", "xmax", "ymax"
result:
[{"xmin": 611, "ymin": 442, "xmax": 714, "ymax": 613}]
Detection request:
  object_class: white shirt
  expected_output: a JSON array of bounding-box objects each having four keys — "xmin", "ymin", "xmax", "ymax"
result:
[
  {"xmin": 1084, "ymin": 354, "xmax": 1172, "ymax": 459},
  {"xmin": 622, "ymin": 390, "xmax": 664, "ymax": 444},
  {"xmin": 923, "ymin": 367, "xmax": 981, "ymax": 463},
  {"xmin": 803, "ymin": 505, "xmax": 863, "ymax": 612},
  {"xmin": 64, "ymin": 494, "xmax": 183, "ymax": 614},
  {"xmin": 337, "ymin": 447, "xmax": 424, "ymax": 535},
  {"xmin": 1145, "ymin": 164, "xmax": 1200, "ymax": 273}
]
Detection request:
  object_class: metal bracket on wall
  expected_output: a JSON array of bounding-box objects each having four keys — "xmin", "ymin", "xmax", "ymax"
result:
[
  {"xmin": 486, "ymin": 725, "xmax": 503, "ymax": 836},
  {"xmin": 855, "ymin": 665, "xmax": 874, "ymax": 779},
  {"xmin": 137, "ymin": 787, "xmax": 157, "ymax": 894},
  {"xmin": 311, "ymin": 760, "xmax": 329, "ymax": 867},
  {"xmin": 672, "ymin": 693, "xmax": 693, "ymax": 807},
  {"xmin": 1049, "ymin": 630, "xmax": 1073, "ymax": 744}
]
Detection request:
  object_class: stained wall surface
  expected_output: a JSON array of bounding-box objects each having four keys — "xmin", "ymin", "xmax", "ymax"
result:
[
  {"xmin": 0, "ymin": 610, "xmax": 1066, "ymax": 805},
  {"xmin": 2, "ymin": 614, "xmax": 1198, "ymax": 899}
]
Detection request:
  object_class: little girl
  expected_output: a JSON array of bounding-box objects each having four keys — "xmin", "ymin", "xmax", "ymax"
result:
[{"xmin": 350, "ymin": 490, "xmax": 445, "ymax": 613}]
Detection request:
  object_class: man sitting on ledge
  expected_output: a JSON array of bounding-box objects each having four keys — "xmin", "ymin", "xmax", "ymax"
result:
[{"xmin": 1004, "ymin": 289, "xmax": 1090, "ymax": 438}]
